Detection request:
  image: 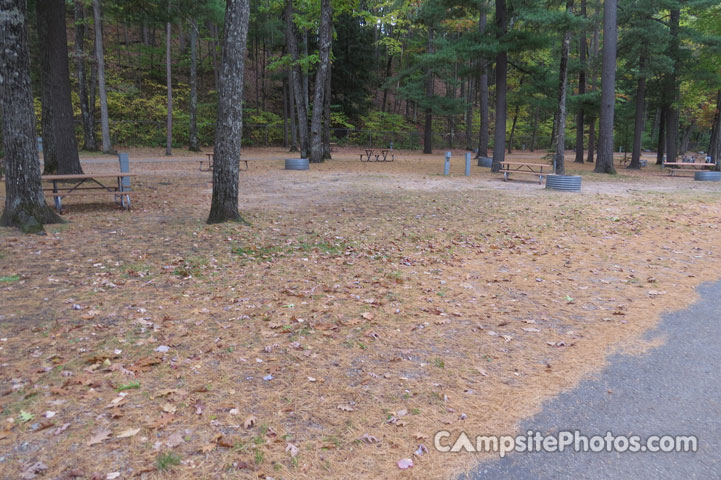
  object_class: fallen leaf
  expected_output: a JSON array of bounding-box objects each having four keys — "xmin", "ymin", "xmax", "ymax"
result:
[
  {"xmin": 522, "ymin": 327, "xmax": 540, "ymax": 333},
  {"xmin": 359, "ymin": 433, "xmax": 380, "ymax": 444},
  {"xmin": 244, "ymin": 415, "xmax": 257, "ymax": 429},
  {"xmin": 87, "ymin": 428, "xmax": 112, "ymax": 446},
  {"xmin": 161, "ymin": 403, "xmax": 177, "ymax": 414},
  {"xmin": 285, "ymin": 442, "xmax": 299, "ymax": 457},
  {"xmin": 106, "ymin": 472, "xmax": 120, "ymax": 480},
  {"xmin": 20, "ymin": 462, "xmax": 48, "ymax": 480},
  {"xmin": 397, "ymin": 458, "xmax": 414, "ymax": 470},
  {"xmin": 166, "ymin": 431, "xmax": 185, "ymax": 448},
  {"xmin": 116, "ymin": 427, "xmax": 140, "ymax": 439}
]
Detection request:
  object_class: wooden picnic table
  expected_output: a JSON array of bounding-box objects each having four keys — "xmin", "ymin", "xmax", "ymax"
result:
[
  {"xmin": 200, "ymin": 153, "xmax": 248, "ymax": 171},
  {"xmin": 42, "ymin": 173, "xmax": 139, "ymax": 212},
  {"xmin": 663, "ymin": 160, "xmax": 717, "ymax": 176},
  {"xmin": 499, "ymin": 161, "xmax": 550, "ymax": 184},
  {"xmin": 360, "ymin": 149, "xmax": 394, "ymax": 162}
]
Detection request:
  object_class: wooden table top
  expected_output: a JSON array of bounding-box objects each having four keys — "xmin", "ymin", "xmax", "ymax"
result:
[{"xmin": 42, "ymin": 173, "xmax": 141, "ymax": 180}]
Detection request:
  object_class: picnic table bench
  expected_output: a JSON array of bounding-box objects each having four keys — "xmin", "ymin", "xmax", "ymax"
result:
[
  {"xmin": 42, "ymin": 173, "xmax": 138, "ymax": 213},
  {"xmin": 663, "ymin": 158, "xmax": 717, "ymax": 176},
  {"xmin": 498, "ymin": 161, "xmax": 550, "ymax": 184},
  {"xmin": 200, "ymin": 152, "xmax": 248, "ymax": 172},
  {"xmin": 360, "ymin": 148, "xmax": 394, "ymax": 162}
]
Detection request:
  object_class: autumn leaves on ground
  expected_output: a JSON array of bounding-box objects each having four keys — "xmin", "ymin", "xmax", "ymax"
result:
[{"xmin": 1, "ymin": 147, "xmax": 721, "ymax": 480}]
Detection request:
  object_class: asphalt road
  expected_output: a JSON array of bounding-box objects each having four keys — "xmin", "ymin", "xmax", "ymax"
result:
[{"xmin": 464, "ymin": 279, "xmax": 721, "ymax": 480}]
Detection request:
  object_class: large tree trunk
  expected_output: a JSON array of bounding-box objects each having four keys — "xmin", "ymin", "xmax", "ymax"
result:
[
  {"xmin": 664, "ymin": 8, "xmax": 680, "ymax": 164},
  {"xmin": 423, "ymin": 26, "xmax": 434, "ymax": 154},
  {"xmin": 302, "ymin": 30, "xmax": 309, "ymax": 113},
  {"xmin": 574, "ymin": 0, "xmax": 587, "ymax": 163},
  {"xmin": 629, "ymin": 55, "xmax": 647, "ymax": 169},
  {"xmin": 189, "ymin": 19, "xmax": 199, "ymax": 151},
  {"xmin": 285, "ymin": 0, "xmax": 309, "ymax": 158},
  {"xmin": 1, "ymin": 0, "xmax": 63, "ymax": 230},
  {"xmin": 287, "ymin": 69, "xmax": 298, "ymax": 152},
  {"xmin": 587, "ymin": 116, "xmax": 595, "ymax": 162},
  {"xmin": 165, "ymin": 21, "xmax": 173, "ymax": 156},
  {"xmin": 594, "ymin": 0, "xmax": 616, "ymax": 174},
  {"xmin": 207, "ymin": 0, "xmax": 250, "ymax": 224},
  {"xmin": 656, "ymin": 106, "xmax": 666, "ymax": 164},
  {"xmin": 93, "ymin": 0, "xmax": 112, "ymax": 153},
  {"xmin": 309, "ymin": 0, "xmax": 332, "ymax": 163},
  {"xmin": 74, "ymin": 0, "xmax": 98, "ymax": 151},
  {"xmin": 322, "ymin": 62, "xmax": 332, "ymax": 160},
  {"xmin": 476, "ymin": 5, "xmax": 489, "ymax": 158},
  {"xmin": 36, "ymin": 0, "xmax": 83, "ymax": 174},
  {"xmin": 709, "ymin": 90, "xmax": 721, "ymax": 169},
  {"xmin": 553, "ymin": 0, "xmax": 573, "ymax": 175},
  {"xmin": 491, "ymin": 0, "xmax": 507, "ymax": 172}
]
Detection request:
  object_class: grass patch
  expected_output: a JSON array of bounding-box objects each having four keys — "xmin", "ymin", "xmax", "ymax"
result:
[
  {"xmin": 156, "ymin": 452, "xmax": 181, "ymax": 471},
  {"xmin": 116, "ymin": 381, "xmax": 141, "ymax": 392},
  {"xmin": 0, "ymin": 274, "xmax": 20, "ymax": 283}
]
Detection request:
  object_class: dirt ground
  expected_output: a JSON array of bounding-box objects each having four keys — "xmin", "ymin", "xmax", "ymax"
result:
[{"xmin": 1, "ymin": 147, "xmax": 721, "ymax": 479}]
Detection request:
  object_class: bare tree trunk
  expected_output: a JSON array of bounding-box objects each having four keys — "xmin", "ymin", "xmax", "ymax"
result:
[
  {"xmin": 93, "ymin": 0, "xmax": 112, "ymax": 153},
  {"xmin": 282, "ymin": 79, "xmax": 289, "ymax": 148},
  {"xmin": 309, "ymin": 0, "xmax": 332, "ymax": 163},
  {"xmin": 574, "ymin": 0, "xmax": 587, "ymax": 163},
  {"xmin": 1, "ymin": 0, "xmax": 63, "ymax": 230},
  {"xmin": 594, "ymin": 0, "xmax": 616, "ymax": 174},
  {"xmin": 465, "ymin": 72, "xmax": 473, "ymax": 151},
  {"xmin": 74, "ymin": 0, "xmax": 98, "ymax": 151},
  {"xmin": 476, "ymin": 4, "xmax": 489, "ymax": 158},
  {"xmin": 36, "ymin": 0, "xmax": 83, "ymax": 174},
  {"xmin": 322, "ymin": 62, "xmax": 332, "ymax": 160},
  {"xmin": 629, "ymin": 55, "xmax": 646, "ymax": 169},
  {"xmin": 285, "ymin": 0, "xmax": 309, "ymax": 157},
  {"xmin": 709, "ymin": 90, "xmax": 721, "ymax": 169},
  {"xmin": 165, "ymin": 21, "xmax": 173, "ymax": 155},
  {"xmin": 664, "ymin": 7, "xmax": 680, "ymax": 164},
  {"xmin": 530, "ymin": 107, "xmax": 538, "ymax": 152},
  {"xmin": 302, "ymin": 30, "xmax": 309, "ymax": 113},
  {"xmin": 189, "ymin": 19, "xmax": 199, "ymax": 151},
  {"xmin": 423, "ymin": 26, "xmax": 434, "ymax": 154},
  {"xmin": 553, "ymin": 0, "xmax": 573, "ymax": 175},
  {"xmin": 656, "ymin": 107, "xmax": 666, "ymax": 164},
  {"xmin": 587, "ymin": 117, "xmax": 595, "ymax": 162},
  {"xmin": 492, "ymin": 0, "xmax": 507, "ymax": 172},
  {"xmin": 208, "ymin": 0, "xmax": 250, "ymax": 224},
  {"xmin": 287, "ymin": 69, "xmax": 298, "ymax": 152}
]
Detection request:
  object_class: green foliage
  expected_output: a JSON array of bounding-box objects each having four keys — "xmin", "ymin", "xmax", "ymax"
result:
[{"xmin": 156, "ymin": 452, "xmax": 182, "ymax": 472}]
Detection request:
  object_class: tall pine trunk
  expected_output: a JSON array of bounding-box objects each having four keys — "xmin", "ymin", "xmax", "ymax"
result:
[
  {"xmin": 664, "ymin": 8, "xmax": 680, "ymax": 164},
  {"xmin": 93, "ymin": 0, "xmax": 112, "ymax": 153},
  {"xmin": 189, "ymin": 19, "xmax": 199, "ymax": 151},
  {"xmin": 74, "ymin": 0, "xmax": 97, "ymax": 151},
  {"xmin": 36, "ymin": 0, "xmax": 83, "ymax": 174},
  {"xmin": 309, "ymin": 0, "xmax": 332, "ymax": 163},
  {"xmin": 629, "ymin": 55, "xmax": 647, "ymax": 169},
  {"xmin": 322, "ymin": 63, "xmax": 332, "ymax": 160},
  {"xmin": 587, "ymin": 117, "xmax": 595, "ymax": 162},
  {"xmin": 287, "ymin": 69, "xmax": 298, "ymax": 152},
  {"xmin": 594, "ymin": 0, "xmax": 616, "ymax": 174},
  {"xmin": 574, "ymin": 0, "xmax": 587, "ymax": 163},
  {"xmin": 492, "ymin": 0, "xmax": 507, "ymax": 172},
  {"xmin": 1, "ymin": 0, "xmax": 63, "ymax": 230},
  {"xmin": 656, "ymin": 107, "xmax": 666, "ymax": 164},
  {"xmin": 165, "ymin": 21, "xmax": 173, "ymax": 156},
  {"xmin": 423, "ymin": 26, "xmax": 434, "ymax": 154},
  {"xmin": 709, "ymin": 90, "xmax": 721, "ymax": 169},
  {"xmin": 476, "ymin": 4, "xmax": 489, "ymax": 158},
  {"xmin": 553, "ymin": 0, "xmax": 573, "ymax": 175},
  {"xmin": 285, "ymin": 0, "xmax": 309, "ymax": 158},
  {"xmin": 207, "ymin": 0, "xmax": 250, "ymax": 224}
]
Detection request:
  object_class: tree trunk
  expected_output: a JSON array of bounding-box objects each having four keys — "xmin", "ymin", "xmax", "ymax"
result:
[
  {"xmin": 656, "ymin": 106, "xmax": 666, "ymax": 164},
  {"xmin": 530, "ymin": 107, "xmax": 538, "ymax": 152},
  {"xmin": 93, "ymin": 0, "xmax": 112, "ymax": 153},
  {"xmin": 553, "ymin": 0, "xmax": 573, "ymax": 175},
  {"xmin": 36, "ymin": 0, "xmax": 83, "ymax": 174},
  {"xmin": 629, "ymin": 55, "xmax": 647, "ymax": 169},
  {"xmin": 574, "ymin": 0, "xmax": 587, "ymax": 163},
  {"xmin": 476, "ymin": 4, "xmax": 489, "ymax": 158},
  {"xmin": 709, "ymin": 90, "xmax": 721, "ymax": 169},
  {"xmin": 587, "ymin": 116, "xmax": 595, "ymax": 162},
  {"xmin": 465, "ymin": 73, "xmax": 473, "ymax": 151},
  {"xmin": 165, "ymin": 21, "xmax": 173, "ymax": 156},
  {"xmin": 664, "ymin": 8, "xmax": 680, "ymax": 164},
  {"xmin": 507, "ymin": 103, "xmax": 519, "ymax": 154},
  {"xmin": 282, "ymin": 79, "xmax": 289, "ymax": 148},
  {"xmin": 189, "ymin": 19, "xmax": 199, "ymax": 151},
  {"xmin": 1, "ymin": 0, "xmax": 63, "ymax": 230},
  {"xmin": 74, "ymin": 0, "xmax": 98, "ymax": 151},
  {"xmin": 285, "ymin": 0, "xmax": 309, "ymax": 158},
  {"xmin": 309, "ymin": 0, "xmax": 332, "ymax": 163},
  {"xmin": 594, "ymin": 0, "xmax": 616, "ymax": 174},
  {"xmin": 210, "ymin": 22, "xmax": 220, "ymax": 90},
  {"xmin": 679, "ymin": 121, "xmax": 693, "ymax": 155},
  {"xmin": 302, "ymin": 30, "xmax": 309, "ymax": 114},
  {"xmin": 492, "ymin": 0, "xmax": 507, "ymax": 172},
  {"xmin": 207, "ymin": 0, "xmax": 250, "ymax": 224},
  {"xmin": 322, "ymin": 62, "xmax": 332, "ymax": 160},
  {"xmin": 287, "ymin": 69, "xmax": 298, "ymax": 152},
  {"xmin": 423, "ymin": 26, "xmax": 434, "ymax": 154},
  {"xmin": 381, "ymin": 55, "xmax": 393, "ymax": 113}
]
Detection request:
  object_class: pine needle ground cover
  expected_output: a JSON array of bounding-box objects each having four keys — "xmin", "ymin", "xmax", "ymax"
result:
[{"xmin": 1, "ymin": 148, "xmax": 720, "ymax": 479}]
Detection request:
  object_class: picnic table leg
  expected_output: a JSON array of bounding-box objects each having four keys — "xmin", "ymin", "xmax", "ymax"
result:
[
  {"xmin": 52, "ymin": 180, "xmax": 62, "ymax": 212},
  {"xmin": 503, "ymin": 171, "xmax": 509, "ymax": 182}
]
